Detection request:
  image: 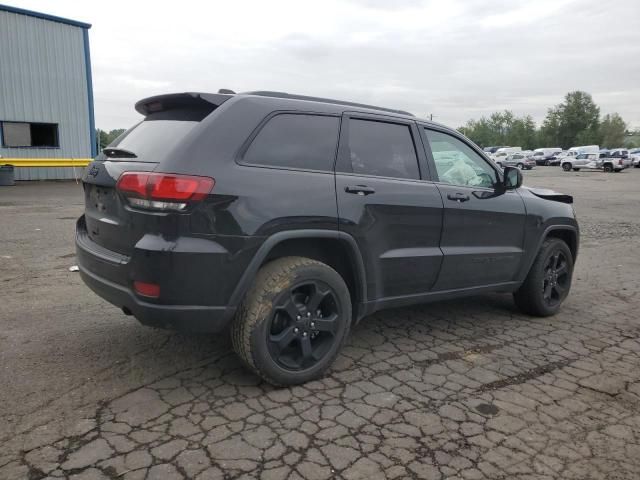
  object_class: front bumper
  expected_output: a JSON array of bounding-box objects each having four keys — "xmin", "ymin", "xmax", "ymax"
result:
[{"xmin": 75, "ymin": 216, "xmax": 242, "ymax": 332}]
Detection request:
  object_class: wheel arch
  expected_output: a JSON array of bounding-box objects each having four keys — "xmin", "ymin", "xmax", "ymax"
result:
[
  {"xmin": 517, "ymin": 225, "xmax": 579, "ymax": 284},
  {"xmin": 228, "ymin": 230, "xmax": 367, "ymax": 322},
  {"xmin": 544, "ymin": 227, "xmax": 578, "ymax": 261}
]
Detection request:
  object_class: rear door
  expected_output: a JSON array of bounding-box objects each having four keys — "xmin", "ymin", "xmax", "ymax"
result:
[
  {"xmin": 335, "ymin": 114, "xmax": 444, "ymax": 301},
  {"xmin": 422, "ymin": 127, "xmax": 526, "ymax": 290}
]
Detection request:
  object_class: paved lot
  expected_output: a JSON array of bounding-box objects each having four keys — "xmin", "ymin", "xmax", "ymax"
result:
[{"xmin": 1, "ymin": 167, "xmax": 640, "ymax": 480}]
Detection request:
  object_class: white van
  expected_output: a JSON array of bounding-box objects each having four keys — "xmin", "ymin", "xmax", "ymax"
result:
[
  {"xmin": 567, "ymin": 145, "xmax": 599, "ymax": 157},
  {"xmin": 492, "ymin": 146, "xmax": 522, "ymax": 162},
  {"xmin": 533, "ymin": 147, "xmax": 562, "ymax": 157}
]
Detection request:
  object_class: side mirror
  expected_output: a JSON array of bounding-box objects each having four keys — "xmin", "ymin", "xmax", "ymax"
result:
[{"xmin": 502, "ymin": 166, "xmax": 522, "ymax": 190}]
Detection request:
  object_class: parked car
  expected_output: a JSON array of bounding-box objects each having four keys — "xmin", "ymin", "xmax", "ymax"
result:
[
  {"xmin": 545, "ymin": 151, "xmax": 570, "ymax": 166},
  {"xmin": 561, "ymin": 152, "xmax": 625, "ymax": 172},
  {"xmin": 492, "ymin": 146, "xmax": 522, "ymax": 163},
  {"xmin": 547, "ymin": 154, "xmax": 563, "ymax": 166},
  {"xmin": 605, "ymin": 148, "xmax": 632, "ymax": 168},
  {"xmin": 76, "ymin": 90, "xmax": 579, "ymax": 385},
  {"xmin": 483, "ymin": 146, "xmax": 506, "ymax": 154},
  {"xmin": 497, "ymin": 152, "xmax": 536, "ymax": 170},
  {"xmin": 532, "ymin": 148, "xmax": 563, "ymax": 166},
  {"xmin": 566, "ymin": 145, "xmax": 600, "ymax": 158},
  {"xmin": 629, "ymin": 148, "xmax": 640, "ymax": 167}
]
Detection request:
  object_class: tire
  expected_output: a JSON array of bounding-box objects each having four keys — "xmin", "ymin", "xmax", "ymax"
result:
[
  {"xmin": 231, "ymin": 256, "xmax": 351, "ymax": 386},
  {"xmin": 513, "ymin": 238, "xmax": 573, "ymax": 317},
  {"xmin": 545, "ymin": 160, "xmax": 551, "ymax": 166},
  {"xmin": 603, "ymin": 164, "xmax": 613, "ymax": 173},
  {"xmin": 562, "ymin": 163, "xmax": 571, "ymax": 171},
  {"xmin": 517, "ymin": 163, "xmax": 524, "ymax": 169}
]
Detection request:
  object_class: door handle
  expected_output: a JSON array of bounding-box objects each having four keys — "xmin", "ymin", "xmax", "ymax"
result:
[
  {"xmin": 345, "ymin": 185, "xmax": 375, "ymax": 196},
  {"xmin": 447, "ymin": 193, "xmax": 470, "ymax": 202}
]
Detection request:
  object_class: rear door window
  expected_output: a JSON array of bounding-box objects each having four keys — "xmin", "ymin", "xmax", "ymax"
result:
[
  {"xmin": 242, "ymin": 114, "xmax": 340, "ymax": 171},
  {"xmin": 340, "ymin": 118, "xmax": 420, "ymax": 179}
]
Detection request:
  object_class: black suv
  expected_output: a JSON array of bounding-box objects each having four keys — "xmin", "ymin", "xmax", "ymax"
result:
[{"xmin": 77, "ymin": 91, "xmax": 579, "ymax": 385}]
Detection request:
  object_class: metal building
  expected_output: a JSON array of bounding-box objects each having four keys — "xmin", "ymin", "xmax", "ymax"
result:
[{"xmin": 0, "ymin": 4, "xmax": 95, "ymax": 180}]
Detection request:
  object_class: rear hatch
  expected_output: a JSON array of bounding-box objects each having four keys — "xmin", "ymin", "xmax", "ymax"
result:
[{"xmin": 81, "ymin": 92, "xmax": 230, "ymax": 256}]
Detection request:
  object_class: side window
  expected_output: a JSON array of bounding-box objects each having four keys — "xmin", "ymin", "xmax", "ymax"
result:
[
  {"xmin": 424, "ymin": 129, "xmax": 497, "ymax": 188},
  {"xmin": 343, "ymin": 118, "xmax": 420, "ymax": 180},
  {"xmin": 243, "ymin": 114, "xmax": 339, "ymax": 171}
]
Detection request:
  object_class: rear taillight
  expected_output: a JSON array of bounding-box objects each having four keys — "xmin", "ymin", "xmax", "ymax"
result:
[
  {"xmin": 619, "ymin": 159, "xmax": 623, "ymax": 165},
  {"xmin": 116, "ymin": 172, "xmax": 215, "ymax": 211}
]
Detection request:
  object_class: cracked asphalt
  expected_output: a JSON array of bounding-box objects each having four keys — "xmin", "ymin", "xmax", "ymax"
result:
[{"xmin": 1, "ymin": 167, "xmax": 640, "ymax": 480}]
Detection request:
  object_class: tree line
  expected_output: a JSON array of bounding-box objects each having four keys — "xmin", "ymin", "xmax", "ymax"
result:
[
  {"xmin": 96, "ymin": 91, "xmax": 636, "ymax": 153},
  {"xmin": 458, "ymin": 91, "xmax": 636, "ymax": 150}
]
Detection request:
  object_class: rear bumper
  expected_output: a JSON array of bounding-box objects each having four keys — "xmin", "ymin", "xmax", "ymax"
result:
[
  {"xmin": 79, "ymin": 266, "xmax": 235, "ymax": 332},
  {"xmin": 75, "ymin": 216, "xmax": 245, "ymax": 332}
]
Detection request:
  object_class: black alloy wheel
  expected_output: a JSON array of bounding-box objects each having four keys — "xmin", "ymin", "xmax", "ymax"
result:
[
  {"xmin": 542, "ymin": 251, "xmax": 570, "ymax": 307},
  {"xmin": 231, "ymin": 256, "xmax": 351, "ymax": 386},
  {"xmin": 513, "ymin": 238, "xmax": 573, "ymax": 317},
  {"xmin": 267, "ymin": 280, "xmax": 341, "ymax": 371}
]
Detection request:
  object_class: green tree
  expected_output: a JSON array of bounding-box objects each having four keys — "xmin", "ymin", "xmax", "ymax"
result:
[
  {"xmin": 507, "ymin": 115, "xmax": 537, "ymax": 150},
  {"xmin": 599, "ymin": 113, "xmax": 627, "ymax": 148},
  {"xmin": 458, "ymin": 110, "xmax": 536, "ymax": 149},
  {"xmin": 97, "ymin": 128, "xmax": 126, "ymax": 150},
  {"xmin": 540, "ymin": 91, "xmax": 600, "ymax": 149},
  {"xmin": 539, "ymin": 107, "xmax": 561, "ymax": 147}
]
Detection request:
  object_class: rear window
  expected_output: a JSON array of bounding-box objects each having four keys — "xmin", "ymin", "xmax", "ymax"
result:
[
  {"xmin": 242, "ymin": 114, "xmax": 340, "ymax": 171},
  {"xmin": 107, "ymin": 108, "xmax": 207, "ymax": 160}
]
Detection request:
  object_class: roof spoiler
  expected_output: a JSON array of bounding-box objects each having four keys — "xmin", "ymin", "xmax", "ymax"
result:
[{"xmin": 134, "ymin": 92, "xmax": 233, "ymax": 116}]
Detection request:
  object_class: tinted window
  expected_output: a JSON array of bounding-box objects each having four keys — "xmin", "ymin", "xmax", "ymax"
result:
[
  {"xmin": 344, "ymin": 119, "xmax": 420, "ymax": 179},
  {"xmin": 110, "ymin": 108, "xmax": 207, "ymax": 160},
  {"xmin": 425, "ymin": 129, "xmax": 497, "ymax": 188},
  {"xmin": 243, "ymin": 114, "xmax": 339, "ymax": 171}
]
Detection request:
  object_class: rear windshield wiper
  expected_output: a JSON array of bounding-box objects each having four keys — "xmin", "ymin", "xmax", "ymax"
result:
[{"xmin": 102, "ymin": 147, "xmax": 137, "ymax": 158}]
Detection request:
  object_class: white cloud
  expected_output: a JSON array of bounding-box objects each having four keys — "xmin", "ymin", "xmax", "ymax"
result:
[{"xmin": 9, "ymin": 0, "xmax": 640, "ymax": 130}]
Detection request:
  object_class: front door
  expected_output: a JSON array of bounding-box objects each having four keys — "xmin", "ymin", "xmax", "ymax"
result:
[
  {"xmin": 422, "ymin": 127, "xmax": 526, "ymax": 291},
  {"xmin": 335, "ymin": 114, "xmax": 444, "ymax": 301}
]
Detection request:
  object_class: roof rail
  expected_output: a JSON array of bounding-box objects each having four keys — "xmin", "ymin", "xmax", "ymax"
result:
[{"xmin": 242, "ymin": 91, "xmax": 414, "ymax": 117}]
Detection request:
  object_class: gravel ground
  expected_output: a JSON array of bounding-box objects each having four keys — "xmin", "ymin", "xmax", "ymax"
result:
[{"xmin": 1, "ymin": 167, "xmax": 639, "ymax": 480}]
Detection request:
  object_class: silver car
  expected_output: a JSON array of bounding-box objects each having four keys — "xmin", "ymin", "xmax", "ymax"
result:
[{"xmin": 497, "ymin": 152, "xmax": 536, "ymax": 170}]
